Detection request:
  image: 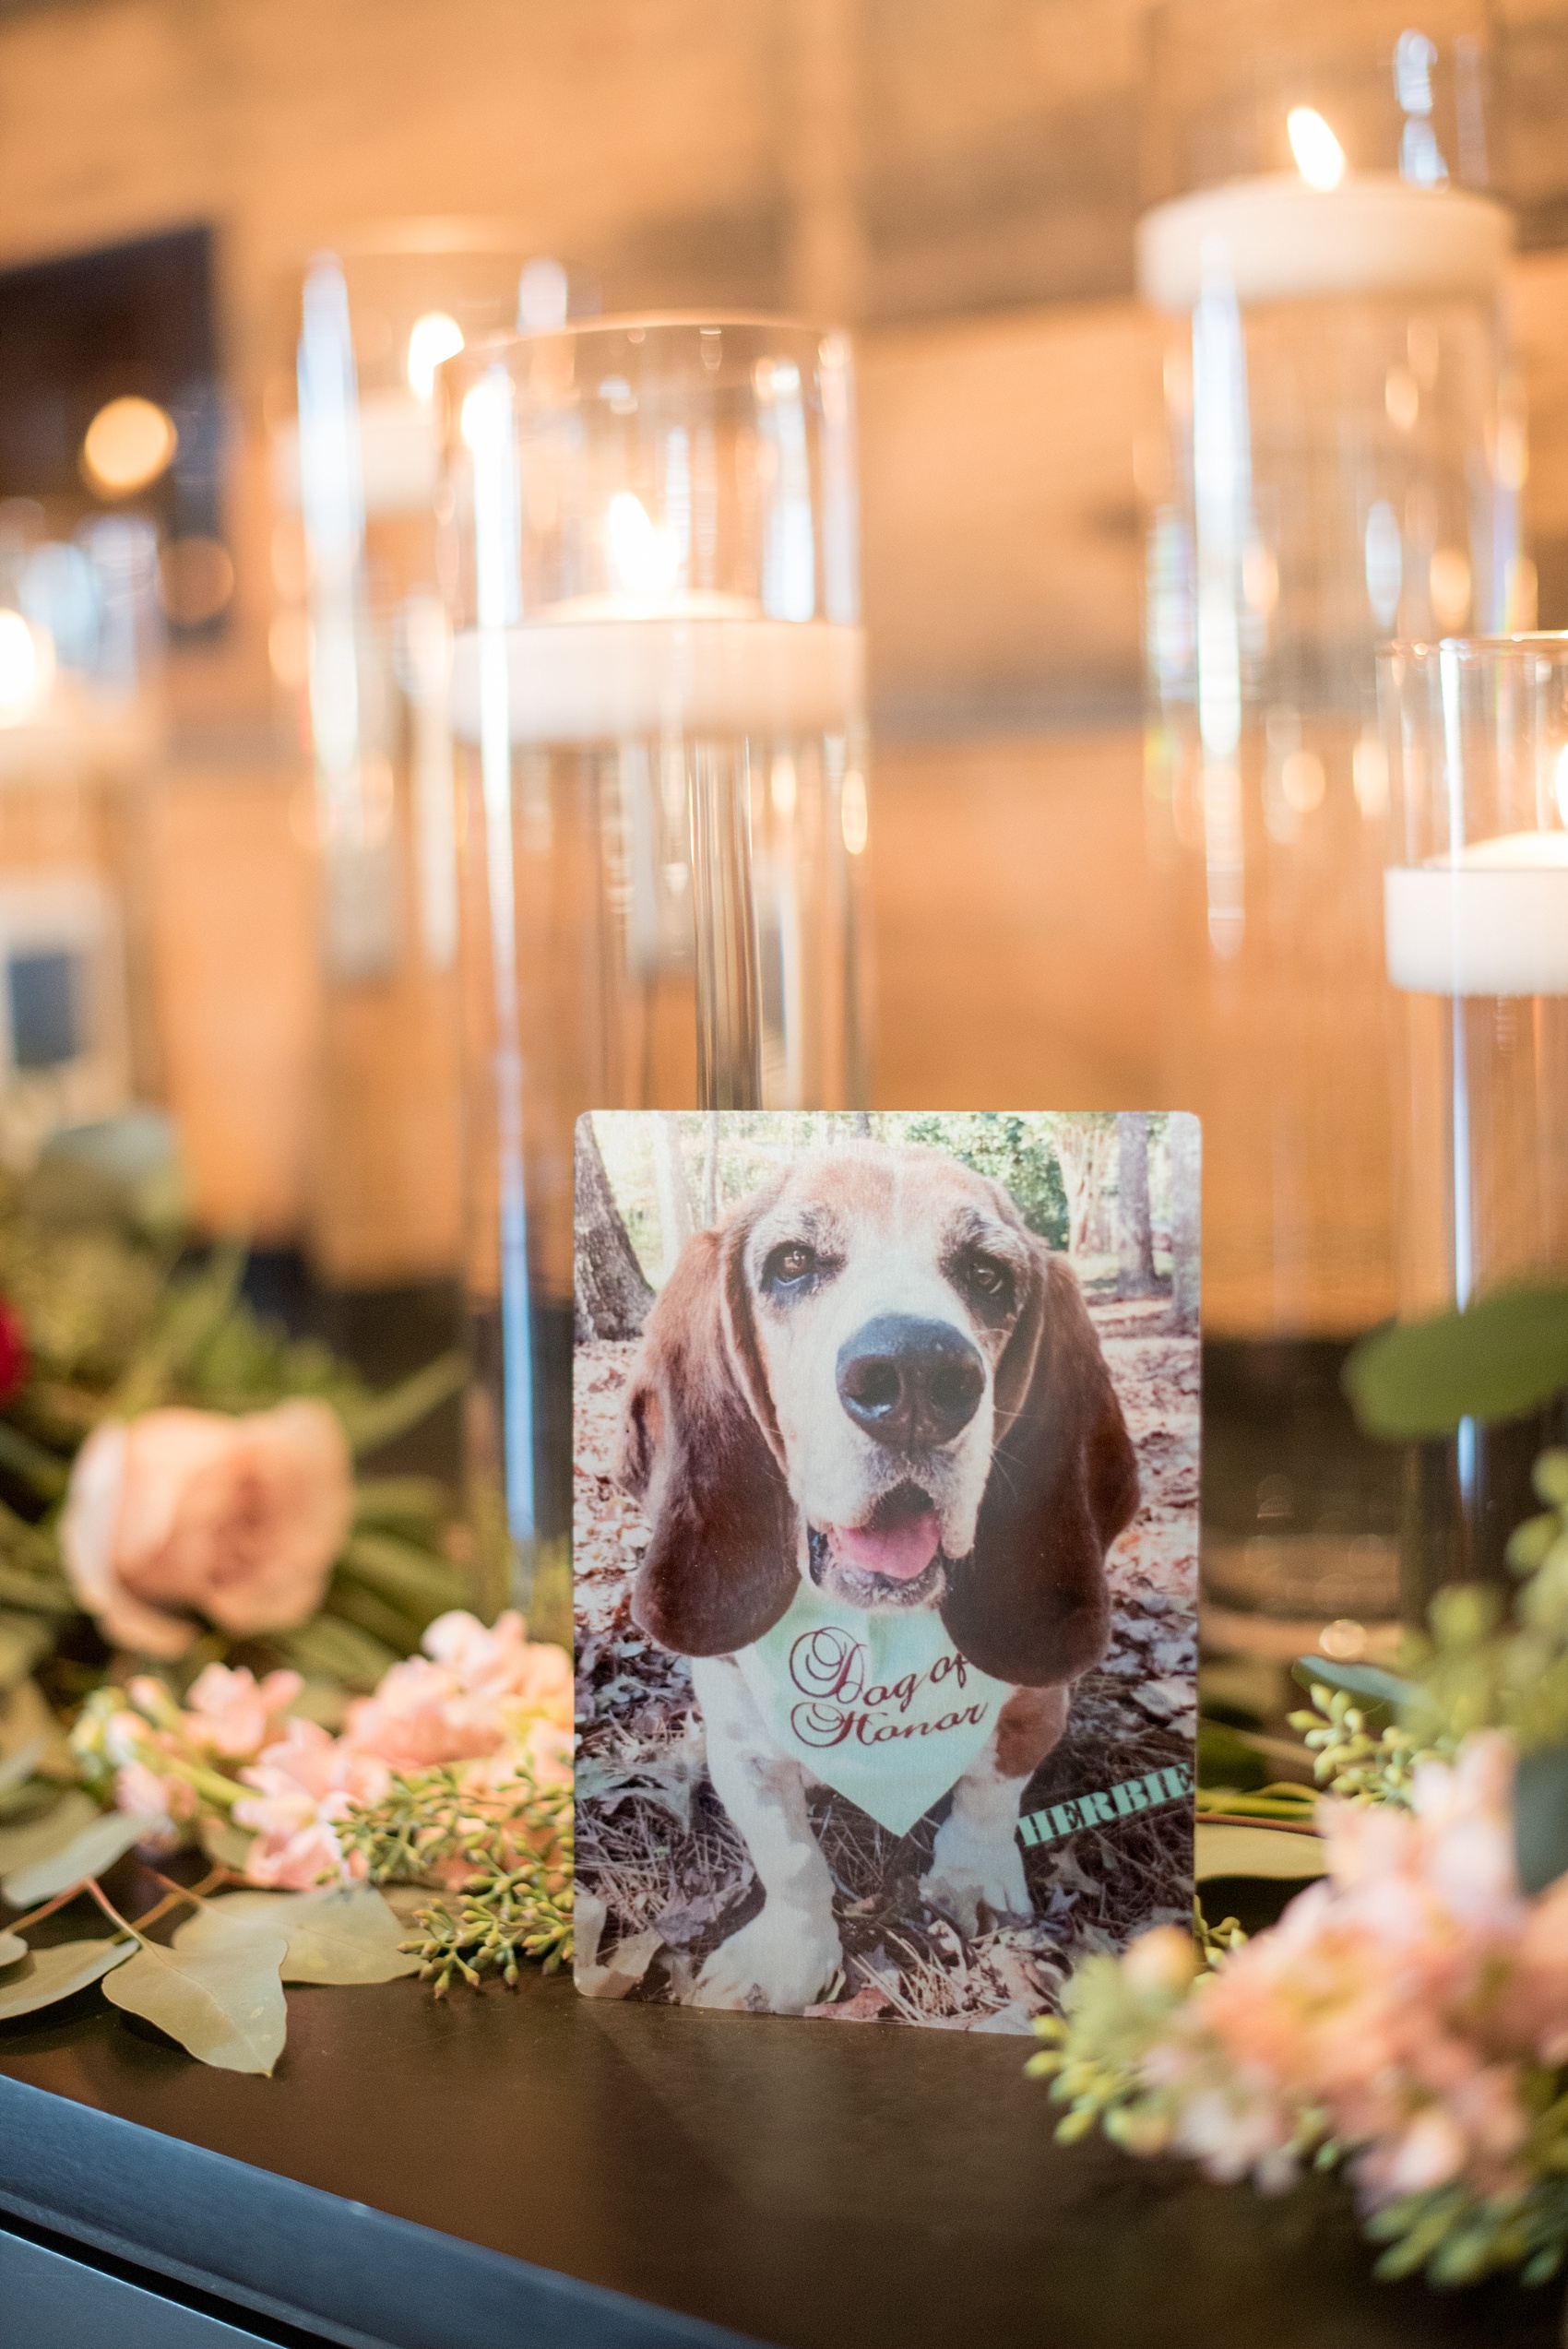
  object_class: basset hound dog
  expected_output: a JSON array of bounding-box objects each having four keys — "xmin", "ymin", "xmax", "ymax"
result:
[{"xmin": 618, "ymin": 1141, "xmax": 1140, "ymax": 2013}]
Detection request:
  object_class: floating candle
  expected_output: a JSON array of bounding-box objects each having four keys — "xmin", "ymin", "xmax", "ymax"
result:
[
  {"xmin": 1137, "ymin": 173, "xmax": 1513, "ymax": 312},
  {"xmin": 1384, "ymin": 831, "xmax": 1568, "ymax": 997},
  {"xmin": 447, "ymin": 615, "xmax": 865, "ymax": 745}
]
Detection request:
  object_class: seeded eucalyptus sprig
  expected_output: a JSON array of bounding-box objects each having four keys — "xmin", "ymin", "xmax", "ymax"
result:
[{"xmin": 337, "ymin": 1760, "xmax": 574, "ymax": 1993}]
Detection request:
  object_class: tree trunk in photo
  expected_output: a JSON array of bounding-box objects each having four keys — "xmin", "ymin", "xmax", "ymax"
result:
[
  {"xmin": 653, "ymin": 1109, "xmax": 695, "ymax": 1281},
  {"xmin": 1116, "ymin": 1112, "xmax": 1158, "ymax": 1299},
  {"xmin": 850, "ymin": 1109, "xmax": 873, "ymax": 1138},
  {"xmin": 1169, "ymin": 1111, "xmax": 1202, "ymax": 1335},
  {"xmin": 574, "ymin": 1115, "xmax": 655, "ymax": 1342},
  {"xmin": 701, "ymin": 1109, "xmax": 720, "ymax": 1228},
  {"xmin": 1054, "ymin": 1119, "xmax": 1113, "ymax": 1260}
]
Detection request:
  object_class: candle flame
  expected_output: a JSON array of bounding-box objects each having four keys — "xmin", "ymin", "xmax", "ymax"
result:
[
  {"xmin": 408, "ymin": 312, "xmax": 465, "ymax": 401},
  {"xmin": 1288, "ymin": 106, "xmax": 1347, "ymax": 192},
  {"xmin": 606, "ymin": 492, "xmax": 680, "ymax": 600}
]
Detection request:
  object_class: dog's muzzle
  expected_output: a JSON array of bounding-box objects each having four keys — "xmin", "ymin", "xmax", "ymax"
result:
[{"xmin": 835, "ymin": 1314, "xmax": 984, "ymax": 1452}]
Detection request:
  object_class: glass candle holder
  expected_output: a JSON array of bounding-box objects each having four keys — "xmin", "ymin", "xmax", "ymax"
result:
[
  {"xmin": 1139, "ymin": 0, "xmax": 1523, "ymax": 1655},
  {"xmin": 269, "ymin": 227, "xmax": 557, "ymax": 1289},
  {"xmin": 442, "ymin": 317, "xmax": 869, "ymax": 1615},
  {"xmin": 1381, "ymin": 635, "xmax": 1568, "ymax": 1600}
]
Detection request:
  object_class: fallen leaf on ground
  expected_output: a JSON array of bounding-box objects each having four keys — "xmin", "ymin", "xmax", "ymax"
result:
[
  {"xmin": 804, "ymin": 1984, "xmax": 892, "ymax": 2022},
  {"xmin": 575, "ymin": 1889, "xmax": 662, "ymax": 1999}
]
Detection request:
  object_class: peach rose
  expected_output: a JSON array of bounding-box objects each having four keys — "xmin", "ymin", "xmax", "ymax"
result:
[{"xmin": 61, "ymin": 1402, "xmax": 352, "ymax": 1659}]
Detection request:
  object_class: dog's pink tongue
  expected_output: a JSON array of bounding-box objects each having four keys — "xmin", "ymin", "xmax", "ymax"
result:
[{"xmin": 832, "ymin": 1510, "xmax": 942, "ymax": 1582}]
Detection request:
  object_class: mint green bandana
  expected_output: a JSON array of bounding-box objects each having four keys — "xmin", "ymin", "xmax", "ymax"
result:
[{"xmin": 733, "ymin": 1574, "xmax": 1014, "ymax": 1835}]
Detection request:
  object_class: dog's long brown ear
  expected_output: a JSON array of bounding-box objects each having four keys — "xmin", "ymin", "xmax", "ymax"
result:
[
  {"xmin": 941, "ymin": 1242, "xmax": 1138, "ymax": 1687},
  {"xmin": 618, "ymin": 1204, "xmax": 798, "ymax": 1657}
]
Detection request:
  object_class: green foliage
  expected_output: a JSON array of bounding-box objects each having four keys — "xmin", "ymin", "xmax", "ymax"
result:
[
  {"xmin": 104, "ymin": 1904, "xmax": 289, "ymax": 2076},
  {"xmin": 1028, "ymin": 1909, "xmax": 1245, "ymax": 2155},
  {"xmin": 1344, "ymin": 1287, "xmax": 1568, "ymax": 1440},
  {"xmin": 0, "ymin": 1141, "xmax": 470, "ymax": 1681},
  {"xmin": 1364, "ymin": 2077, "xmax": 1568, "ymax": 2287},
  {"xmin": 1286, "ymin": 1682, "xmax": 1450, "ymax": 1806},
  {"xmin": 180, "ymin": 1885, "xmax": 420, "ymax": 1986},
  {"xmin": 0, "ymin": 1933, "xmax": 137, "ymax": 2020},
  {"xmin": 594, "ymin": 1108, "xmax": 1091, "ymax": 1278},
  {"xmin": 897, "ymin": 1112, "xmax": 1071, "ymax": 1246},
  {"xmin": 1, "ymin": 1804, "xmax": 162, "ymax": 1907},
  {"xmin": 338, "ymin": 1760, "xmax": 574, "ymax": 1991}
]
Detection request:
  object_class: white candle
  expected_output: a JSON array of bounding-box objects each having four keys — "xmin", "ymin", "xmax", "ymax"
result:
[
  {"xmin": 1384, "ymin": 832, "xmax": 1568, "ymax": 997},
  {"xmin": 1137, "ymin": 173, "xmax": 1512, "ymax": 313},
  {"xmin": 447, "ymin": 614, "xmax": 864, "ymax": 745}
]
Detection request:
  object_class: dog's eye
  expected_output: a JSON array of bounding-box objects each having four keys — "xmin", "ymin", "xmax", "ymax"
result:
[
  {"xmin": 961, "ymin": 1253, "xmax": 1014, "ymax": 1311},
  {"xmin": 765, "ymin": 1241, "xmax": 816, "ymax": 1289}
]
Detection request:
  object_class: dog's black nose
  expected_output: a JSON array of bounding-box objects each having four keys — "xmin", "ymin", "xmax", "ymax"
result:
[{"xmin": 836, "ymin": 1315, "xmax": 985, "ymax": 1449}]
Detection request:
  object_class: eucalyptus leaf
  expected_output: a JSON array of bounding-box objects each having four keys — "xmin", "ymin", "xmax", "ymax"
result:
[
  {"xmin": 183, "ymin": 1886, "xmax": 421, "ymax": 1984},
  {"xmin": 0, "ymin": 1734, "xmax": 44, "ymax": 1800},
  {"xmin": 0, "ymin": 1563, "xmax": 75, "ymax": 1614},
  {"xmin": 340, "ymin": 1530, "xmax": 468, "ymax": 1617},
  {"xmin": 340, "ymin": 1350, "xmax": 468, "ymax": 1461},
  {"xmin": 0, "ymin": 1677, "xmax": 75, "ymax": 1778},
  {"xmin": 103, "ymin": 1914, "xmax": 287, "ymax": 2074},
  {"xmin": 324, "ymin": 1577, "xmax": 427, "ymax": 1655},
  {"xmin": 0, "ymin": 1935, "xmax": 136, "ymax": 2020},
  {"xmin": 2, "ymin": 1808, "xmax": 163, "ymax": 1907},
  {"xmin": 352, "ymin": 1477, "xmax": 448, "ymax": 1531},
  {"xmin": 0, "ymin": 1612, "xmax": 53, "ymax": 1691},
  {"xmin": 1515, "ymin": 1744, "xmax": 1568, "ymax": 1896},
  {"xmin": 1344, "ymin": 1287, "xmax": 1568, "ymax": 1440},
  {"xmin": 278, "ymin": 1614, "xmax": 399, "ymax": 1691},
  {"xmin": 1195, "ymin": 1823, "xmax": 1327, "ymax": 1881},
  {"xmin": 0, "ymin": 1420, "xmax": 67, "ymax": 1500},
  {"xmin": 0, "ymin": 1786, "xmax": 98, "ymax": 1880},
  {"xmin": 198, "ymin": 1817, "xmax": 257, "ymax": 1873},
  {"xmin": 1290, "ymin": 1656, "xmax": 1413, "ymax": 1711},
  {"xmin": 0, "ymin": 1929, "xmax": 25, "ymax": 1966}
]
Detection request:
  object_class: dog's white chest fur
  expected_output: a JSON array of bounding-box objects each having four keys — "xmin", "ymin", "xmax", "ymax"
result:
[{"xmin": 731, "ymin": 1576, "xmax": 1014, "ymax": 1834}]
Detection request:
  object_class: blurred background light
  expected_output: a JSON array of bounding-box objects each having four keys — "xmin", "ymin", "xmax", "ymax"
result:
[
  {"xmin": 0, "ymin": 606, "xmax": 50, "ymax": 718},
  {"xmin": 406, "ymin": 310, "xmax": 464, "ymax": 399},
  {"xmin": 517, "ymin": 256, "xmax": 569, "ymax": 331},
  {"xmin": 80, "ymin": 394, "xmax": 178, "ymax": 496},
  {"xmin": 157, "ymin": 534, "xmax": 234, "ymax": 627}
]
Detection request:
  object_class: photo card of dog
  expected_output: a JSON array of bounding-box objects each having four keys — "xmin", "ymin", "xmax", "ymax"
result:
[{"xmin": 574, "ymin": 1110, "xmax": 1200, "ymax": 2028}]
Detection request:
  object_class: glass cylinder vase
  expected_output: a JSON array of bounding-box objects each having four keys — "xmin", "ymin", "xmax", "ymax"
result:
[
  {"xmin": 1380, "ymin": 634, "xmax": 1568, "ymax": 1604},
  {"xmin": 1139, "ymin": 0, "xmax": 1525, "ymax": 1655},
  {"xmin": 269, "ymin": 228, "xmax": 561, "ymax": 1291},
  {"xmin": 442, "ymin": 317, "xmax": 870, "ymax": 1619}
]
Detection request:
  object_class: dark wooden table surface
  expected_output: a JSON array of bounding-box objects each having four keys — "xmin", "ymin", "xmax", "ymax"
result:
[{"xmin": 0, "ymin": 1851, "xmax": 1562, "ymax": 2349}]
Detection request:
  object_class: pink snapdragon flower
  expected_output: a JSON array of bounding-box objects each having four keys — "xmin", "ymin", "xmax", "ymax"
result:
[
  {"xmin": 344, "ymin": 1608, "xmax": 573, "ymax": 1774},
  {"xmin": 233, "ymin": 1718, "xmax": 392, "ymax": 1889},
  {"xmin": 1148, "ymin": 1733, "xmax": 1548, "ymax": 2208},
  {"xmin": 231, "ymin": 1611, "xmax": 573, "ymax": 1887},
  {"xmin": 184, "ymin": 1663, "xmax": 304, "ymax": 1759}
]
